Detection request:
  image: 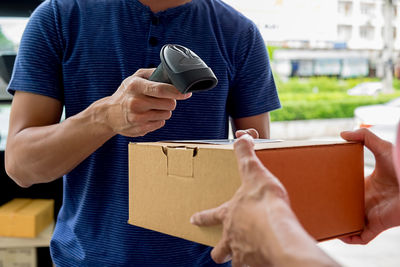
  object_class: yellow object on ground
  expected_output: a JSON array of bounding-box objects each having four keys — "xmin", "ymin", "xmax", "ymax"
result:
[{"xmin": 0, "ymin": 198, "xmax": 54, "ymax": 238}]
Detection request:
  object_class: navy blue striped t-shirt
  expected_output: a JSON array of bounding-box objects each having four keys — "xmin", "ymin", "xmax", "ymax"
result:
[{"xmin": 8, "ymin": 0, "xmax": 281, "ymax": 266}]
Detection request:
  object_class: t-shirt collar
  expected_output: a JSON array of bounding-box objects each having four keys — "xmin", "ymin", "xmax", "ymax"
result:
[{"xmin": 132, "ymin": 0, "xmax": 197, "ymax": 17}]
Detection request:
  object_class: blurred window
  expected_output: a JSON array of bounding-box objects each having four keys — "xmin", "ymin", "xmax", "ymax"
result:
[
  {"xmin": 359, "ymin": 25, "xmax": 375, "ymax": 40},
  {"xmin": 337, "ymin": 25, "xmax": 352, "ymax": 42},
  {"xmin": 360, "ymin": 3, "xmax": 375, "ymax": 16},
  {"xmin": 338, "ymin": 1, "xmax": 353, "ymax": 16}
]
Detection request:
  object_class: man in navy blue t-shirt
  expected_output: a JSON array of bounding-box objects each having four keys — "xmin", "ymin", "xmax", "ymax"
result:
[{"xmin": 5, "ymin": 0, "xmax": 280, "ymax": 266}]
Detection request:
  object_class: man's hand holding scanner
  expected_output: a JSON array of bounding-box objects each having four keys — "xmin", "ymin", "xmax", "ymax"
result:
[{"xmin": 102, "ymin": 68, "xmax": 192, "ymax": 138}]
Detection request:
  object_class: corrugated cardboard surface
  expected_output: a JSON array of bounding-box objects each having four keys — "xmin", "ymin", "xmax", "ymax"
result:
[
  {"xmin": 0, "ymin": 247, "xmax": 36, "ymax": 267},
  {"xmin": 0, "ymin": 199, "xmax": 54, "ymax": 238},
  {"xmin": 128, "ymin": 140, "xmax": 364, "ymax": 247}
]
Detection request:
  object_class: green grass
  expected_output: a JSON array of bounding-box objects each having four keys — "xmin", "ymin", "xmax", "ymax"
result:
[{"xmin": 270, "ymin": 77, "xmax": 400, "ymax": 121}]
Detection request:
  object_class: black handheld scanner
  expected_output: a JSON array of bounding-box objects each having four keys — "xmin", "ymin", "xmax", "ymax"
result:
[{"xmin": 149, "ymin": 44, "xmax": 218, "ymax": 94}]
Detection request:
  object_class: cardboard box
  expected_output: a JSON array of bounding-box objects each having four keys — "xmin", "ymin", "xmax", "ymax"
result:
[
  {"xmin": 0, "ymin": 247, "xmax": 37, "ymax": 267},
  {"xmin": 0, "ymin": 199, "xmax": 54, "ymax": 238},
  {"xmin": 128, "ymin": 140, "xmax": 364, "ymax": 246}
]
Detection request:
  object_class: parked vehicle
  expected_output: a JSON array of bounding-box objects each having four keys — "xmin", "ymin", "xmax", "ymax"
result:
[
  {"xmin": 354, "ymin": 97, "xmax": 400, "ymax": 168},
  {"xmin": 347, "ymin": 82, "xmax": 383, "ymax": 96},
  {"xmin": 354, "ymin": 97, "xmax": 400, "ymax": 143}
]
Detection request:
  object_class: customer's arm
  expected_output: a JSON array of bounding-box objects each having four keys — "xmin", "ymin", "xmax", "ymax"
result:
[
  {"xmin": 191, "ymin": 134, "xmax": 339, "ymax": 267},
  {"xmin": 5, "ymin": 69, "xmax": 191, "ymax": 187},
  {"xmin": 340, "ymin": 128, "xmax": 400, "ymax": 244}
]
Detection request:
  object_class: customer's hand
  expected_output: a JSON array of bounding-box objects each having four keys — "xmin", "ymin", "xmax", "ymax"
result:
[
  {"xmin": 341, "ymin": 128, "xmax": 400, "ymax": 244},
  {"xmin": 191, "ymin": 134, "xmax": 289, "ymax": 266},
  {"xmin": 101, "ymin": 68, "xmax": 191, "ymax": 137}
]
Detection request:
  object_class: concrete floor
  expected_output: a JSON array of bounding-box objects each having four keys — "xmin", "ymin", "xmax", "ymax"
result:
[{"xmin": 319, "ymin": 227, "xmax": 400, "ymax": 267}]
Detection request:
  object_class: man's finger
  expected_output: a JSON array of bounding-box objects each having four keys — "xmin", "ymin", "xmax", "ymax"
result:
[
  {"xmin": 341, "ymin": 128, "xmax": 391, "ymax": 157},
  {"xmin": 235, "ymin": 129, "xmax": 259, "ymax": 139},
  {"xmin": 125, "ymin": 71, "xmax": 192, "ymax": 100},
  {"xmin": 133, "ymin": 68, "xmax": 156, "ymax": 79},
  {"xmin": 130, "ymin": 96, "xmax": 177, "ymax": 113},
  {"xmin": 142, "ymin": 80, "xmax": 192, "ymax": 100},
  {"xmin": 190, "ymin": 205, "xmax": 226, "ymax": 226},
  {"xmin": 211, "ymin": 238, "xmax": 232, "ymax": 264}
]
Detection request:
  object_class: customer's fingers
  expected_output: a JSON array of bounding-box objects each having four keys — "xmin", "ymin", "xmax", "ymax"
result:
[
  {"xmin": 211, "ymin": 238, "xmax": 232, "ymax": 264},
  {"xmin": 190, "ymin": 205, "xmax": 227, "ymax": 226},
  {"xmin": 341, "ymin": 128, "xmax": 392, "ymax": 157},
  {"xmin": 234, "ymin": 134, "xmax": 268, "ymax": 183},
  {"xmin": 339, "ymin": 227, "xmax": 376, "ymax": 245},
  {"xmin": 235, "ymin": 129, "xmax": 259, "ymax": 139}
]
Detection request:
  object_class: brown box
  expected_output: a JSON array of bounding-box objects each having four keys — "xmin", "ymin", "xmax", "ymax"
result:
[
  {"xmin": 128, "ymin": 140, "xmax": 364, "ymax": 246},
  {"xmin": 0, "ymin": 199, "xmax": 54, "ymax": 238}
]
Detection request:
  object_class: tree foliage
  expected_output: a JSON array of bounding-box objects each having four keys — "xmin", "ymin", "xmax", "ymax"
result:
[{"xmin": 270, "ymin": 77, "xmax": 400, "ymax": 121}]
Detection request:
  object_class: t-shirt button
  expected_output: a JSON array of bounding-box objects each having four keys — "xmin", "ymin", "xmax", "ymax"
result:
[
  {"xmin": 151, "ymin": 16, "xmax": 160, "ymax": 25},
  {"xmin": 149, "ymin": 36, "xmax": 158, "ymax": 47}
]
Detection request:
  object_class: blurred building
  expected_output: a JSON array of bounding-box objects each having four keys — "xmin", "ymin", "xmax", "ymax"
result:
[
  {"xmin": 336, "ymin": 0, "xmax": 399, "ymax": 50},
  {"xmin": 224, "ymin": 0, "xmax": 399, "ymax": 50},
  {"xmin": 224, "ymin": 0, "xmax": 399, "ymax": 78},
  {"xmin": 273, "ymin": 49, "xmax": 373, "ymax": 78}
]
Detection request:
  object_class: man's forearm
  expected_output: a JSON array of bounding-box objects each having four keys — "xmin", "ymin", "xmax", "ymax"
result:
[
  {"xmin": 6, "ymin": 70, "xmax": 189, "ymax": 188},
  {"xmin": 233, "ymin": 112, "xmax": 271, "ymax": 139},
  {"xmin": 5, "ymin": 99, "xmax": 115, "ymax": 187}
]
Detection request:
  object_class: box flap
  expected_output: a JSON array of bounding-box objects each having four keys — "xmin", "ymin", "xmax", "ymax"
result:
[{"xmin": 164, "ymin": 146, "xmax": 197, "ymax": 177}]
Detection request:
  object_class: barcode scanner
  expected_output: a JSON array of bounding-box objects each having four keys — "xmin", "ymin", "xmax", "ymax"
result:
[{"xmin": 149, "ymin": 44, "xmax": 218, "ymax": 94}]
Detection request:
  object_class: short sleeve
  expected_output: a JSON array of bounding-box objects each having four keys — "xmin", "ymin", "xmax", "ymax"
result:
[
  {"xmin": 7, "ymin": 0, "xmax": 64, "ymax": 101},
  {"xmin": 227, "ymin": 23, "xmax": 280, "ymax": 119}
]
